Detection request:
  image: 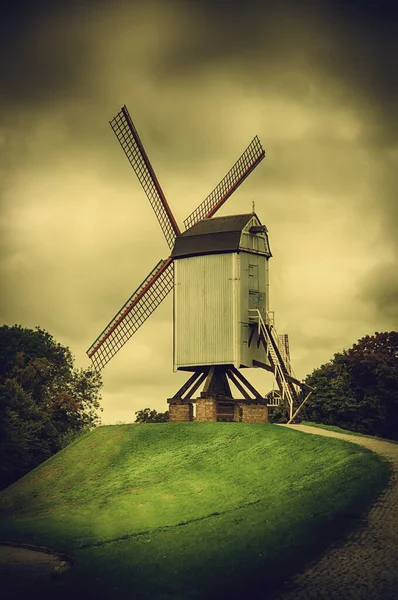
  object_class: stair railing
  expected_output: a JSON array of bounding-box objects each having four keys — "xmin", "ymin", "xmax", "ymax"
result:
[{"xmin": 249, "ymin": 309, "xmax": 294, "ymax": 419}]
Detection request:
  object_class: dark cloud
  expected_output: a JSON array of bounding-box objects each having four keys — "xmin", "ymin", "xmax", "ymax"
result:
[
  {"xmin": 140, "ymin": 0, "xmax": 398, "ymax": 248},
  {"xmin": 160, "ymin": 0, "xmax": 398, "ymax": 145},
  {"xmin": 0, "ymin": 2, "xmax": 92, "ymax": 109}
]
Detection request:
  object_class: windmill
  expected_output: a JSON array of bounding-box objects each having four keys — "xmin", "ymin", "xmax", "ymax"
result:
[{"xmin": 87, "ymin": 105, "xmax": 313, "ymax": 423}]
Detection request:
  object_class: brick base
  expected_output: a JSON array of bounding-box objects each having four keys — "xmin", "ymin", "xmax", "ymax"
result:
[
  {"xmin": 168, "ymin": 402, "xmax": 193, "ymax": 422},
  {"xmin": 196, "ymin": 398, "xmax": 217, "ymax": 422},
  {"xmin": 241, "ymin": 404, "xmax": 268, "ymax": 423}
]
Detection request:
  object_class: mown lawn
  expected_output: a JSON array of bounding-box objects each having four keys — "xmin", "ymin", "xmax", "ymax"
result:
[{"xmin": 0, "ymin": 422, "xmax": 391, "ymax": 599}]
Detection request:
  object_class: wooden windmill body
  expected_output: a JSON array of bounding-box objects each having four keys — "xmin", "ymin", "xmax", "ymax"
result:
[{"xmin": 87, "ymin": 106, "xmax": 313, "ymax": 423}]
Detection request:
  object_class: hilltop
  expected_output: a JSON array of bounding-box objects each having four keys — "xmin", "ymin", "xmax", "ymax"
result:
[{"xmin": 0, "ymin": 422, "xmax": 390, "ymax": 599}]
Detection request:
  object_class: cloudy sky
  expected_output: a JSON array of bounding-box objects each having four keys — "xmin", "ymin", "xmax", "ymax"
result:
[{"xmin": 1, "ymin": 0, "xmax": 397, "ymax": 424}]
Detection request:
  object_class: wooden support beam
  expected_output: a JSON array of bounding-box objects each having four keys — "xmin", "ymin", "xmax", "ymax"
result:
[
  {"xmin": 201, "ymin": 366, "xmax": 233, "ymax": 399},
  {"xmin": 226, "ymin": 369, "xmax": 252, "ymax": 400},
  {"xmin": 288, "ymin": 391, "xmax": 313, "ymax": 424},
  {"xmin": 202, "ymin": 367, "xmax": 215, "ymax": 395},
  {"xmin": 253, "ymin": 360, "xmax": 314, "ymax": 391},
  {"xmin": 172, "ymin": 369, "xmax": 205, "ymax": 399},
  {"xmin": 230, "ymin": 366, "xmax": 262, "ymax": 400},
  {"xmin": 184, "ymin": 371, "xmax": 208, "ymax": 400},
  {"xmin": 221, "ymin": 369, "xmax": 233, "ymax": 398},
  {"xmin": 252, "ymin": 359, "xmax": 274, "ymax": 374},
  {"xmin": 248, "ymin": 327, "xmax": 255, "ymax": 348}
]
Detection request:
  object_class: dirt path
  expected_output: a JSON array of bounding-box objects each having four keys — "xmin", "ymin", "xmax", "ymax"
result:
[
  {"xmin": 271, "ymin": 424, "xmax": 398, "ymax": 600},
  {"xmin": 0, "ymin": 543, "xmax": 70, "ymax": 599}
]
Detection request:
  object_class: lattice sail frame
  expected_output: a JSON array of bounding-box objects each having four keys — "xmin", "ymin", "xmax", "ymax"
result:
[
  {"xmin": 87, "ymin": 259, "xmax": 174, "ymax": 371},
  {"xmin": 110, "ymin": 106, "xmax": 180, "ymax": 250},
  {"xmin": 183, "ymin": 136, "xmax": 265, "ymax": 230}
]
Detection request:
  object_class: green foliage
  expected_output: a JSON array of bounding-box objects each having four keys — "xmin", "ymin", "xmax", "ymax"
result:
[
  {"xmin": 135, "ymin": 407, "xmax": 168, "ymax": 423},
  {"xmin": 0, "ymin": 325, "xmax": 102, "ymax": 490},
  {"xmin": 268, "ymin": 403, "xmax": 288, "ymax": 423},
  {"xmin": 0, "ymin": 423, "xmax": 389, "ymax": 598},
  {"xmin": 304, "ymin": 331, "xmax": 398, "ymax": 439}
]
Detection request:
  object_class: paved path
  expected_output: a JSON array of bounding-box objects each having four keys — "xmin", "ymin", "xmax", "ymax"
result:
[{"xmin": 271, "ymin": 424, "xmax": 398, "ymax": 600}]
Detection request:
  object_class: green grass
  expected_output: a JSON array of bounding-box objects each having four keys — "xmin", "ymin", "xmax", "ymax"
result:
[
  {"xmin": 301, "ymin": 421, "xmax": 398, "ymax": 444},
  {"xmin": 0, "ymin": 422, "xmax": 391, "ymax": 599}
]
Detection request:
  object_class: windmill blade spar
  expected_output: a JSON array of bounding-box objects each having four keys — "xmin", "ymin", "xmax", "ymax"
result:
[
  {"xmin": 87, "ymin": 258, "xmax": 174, "ymax": 371},
  {"xmin": 183, "ymin": 136, "xmax": 265, "ymax": 230},
  {"xmin": 110, "ymin": 106, "xmax": 180, "ymax": 249}
]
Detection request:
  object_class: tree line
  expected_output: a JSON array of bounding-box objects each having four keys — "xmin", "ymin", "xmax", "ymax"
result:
[
  {"xmin": 302, "ymin": 331, "xmax": 398, "ymax": 439},
  {"xmin": 0, "ymin": 325, "xmax": 102, "ymax": 490}
]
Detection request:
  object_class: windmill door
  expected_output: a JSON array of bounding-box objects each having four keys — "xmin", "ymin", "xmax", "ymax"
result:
[
  {"xmin": 248, "ymin": 262, "xmax": 260, "ymax": 311},
  {"xmin": 248, "ymin": 259, "xmax": 266, "ymax": 320}
]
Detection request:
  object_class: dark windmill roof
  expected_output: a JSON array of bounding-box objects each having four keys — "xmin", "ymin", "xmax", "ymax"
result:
[{"xmin": 171, "ymin": 214, "xmax": 257, "ymax": 259}]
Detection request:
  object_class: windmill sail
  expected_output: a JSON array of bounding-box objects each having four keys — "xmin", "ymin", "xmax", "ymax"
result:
[
  {"xmin": 110, "ymin": 106, "xmax": 180, "ymax": 249},
  {"xmin": 183, "ymin": 136, "xmax": 265, "ymax": 230},
  {"xmin": 87, "ymin": 258, "xmax": 174, "ymax": 371}
]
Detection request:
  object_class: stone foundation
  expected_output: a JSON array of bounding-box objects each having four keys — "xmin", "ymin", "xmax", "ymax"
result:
[
  {"xmin": 168, "ymin": 402, "xmax": 193, "ymax": 422},
  {"xmin": 241, "ymin": 404, "xmax": 268, "ymax": 423},
  {"xmin": 196, "ymin": 398, "xmax": 217, "ymax": 422},
  {"xmin": 234, "ymin": 403, "xmax": 241, "ymax": 422},
  {"xmin": 167, "ymin": 398, "xmax": 267, "ymax": 423}
]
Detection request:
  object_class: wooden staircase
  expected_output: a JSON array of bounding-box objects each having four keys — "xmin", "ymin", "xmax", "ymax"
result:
[{"xmin": 249, "ymin": 309, "xmax": 313, "ymax": 422}]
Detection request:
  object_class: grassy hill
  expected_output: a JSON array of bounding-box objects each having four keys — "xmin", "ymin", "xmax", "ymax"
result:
[{"xmin": 0, "ymin": 422, "xmax": 390, "ymax": 599}]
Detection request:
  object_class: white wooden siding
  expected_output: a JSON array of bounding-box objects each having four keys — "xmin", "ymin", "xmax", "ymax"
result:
[
  {"xmin": 238, "ymin": 251, "xmax": 268, "ymax": 367},
  {"xmin": 173, "ymin": 244, "xmax": 270, "ymax": 370},
  {"xmin": 173, "ymin": 254, "xmax": 238, "ymax": 369}
]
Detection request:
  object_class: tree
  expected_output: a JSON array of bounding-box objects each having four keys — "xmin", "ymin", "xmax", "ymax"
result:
[
  {"xmin": 303, "ymin": 331, "xmax": 398, "ymax": 439},
  {"xmin": 135, "ymin": 408, "xmax": 169, "ymax": 423},
  {"xmin": 0, "ymin": 325, "xmax": 102, "ymax": 489}
]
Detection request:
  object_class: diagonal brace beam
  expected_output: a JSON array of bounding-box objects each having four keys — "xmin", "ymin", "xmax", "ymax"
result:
[
  {"xmin": 172, "ymin": 369, "xmax": 208, "ymax": 400},
  {"xmin": 288, "ymin": 391, "xmax": 313, "ymax": 424},
  {"xmin": 226, "ymin": 369, "xmax": 252, "ymax": 400},
  {"xmin": 229, "ymin": 366, "xmax": 263, "ymax": 400}
]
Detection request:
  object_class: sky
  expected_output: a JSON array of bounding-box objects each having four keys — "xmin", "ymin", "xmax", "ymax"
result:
[{"xmin": 1, "ymin": 0, "xmax": 397, "ymax": 424}]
